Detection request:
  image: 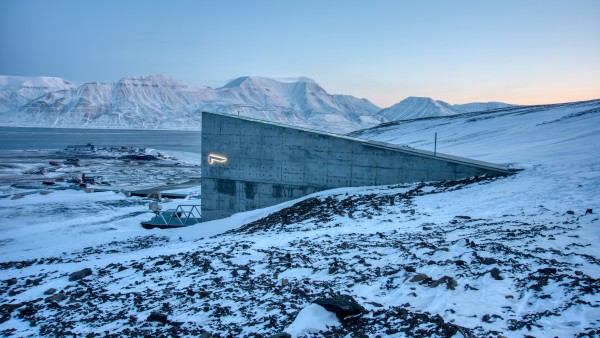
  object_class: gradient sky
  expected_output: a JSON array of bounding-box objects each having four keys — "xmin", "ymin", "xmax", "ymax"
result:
[{"xmin": 1, "ymin": 0, "xmax": 599, "ymax": 107}]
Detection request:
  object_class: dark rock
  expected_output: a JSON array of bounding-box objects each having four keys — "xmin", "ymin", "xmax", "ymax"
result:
[
  {"xmin": 267, "ymin": 333, "xmax": 292, "ymax": 338},
  {"xmin": 44, "ymin": 288, "xmax": 57, "ymax": 295},
  {"xmin": 432, "ymin": 314, "xmax": 444, "ymax": 324},
  {"xmin": 25, "ymin": 278, "xmax": 42, "ymax": 286},
  {"xmin": 464, "ymin": 284, "xmax": 479, "ymax": 291},
  {"xmin": 490, "ymin": 267, "xmax": 503, "ymax": 280},
  {"xmin": 430, "ymin": 276, "xmax": 458, "ymax": 290},
  {"xmin": 18, "ymin": 306, "xmax": 36, "ymax": 318},
  {"xmin": 46, "ymin": 292, "xmax": 67, "ymax": 302},
  {"xmin": 530, "ymin": 284, "xmax": 543, "ymax": 292},
  {"xmin": 7, "ymin": 278, "xmax": 18, "ymax": 286},
  {"xmin": 566, "ymin": 210, "xmax": 575, "ymax": 215},
  {"xmin": 538, "ymin": 268, "xmax": 557, "ymax": 275},
  {"xmin": 481, "ymin": 257, "xmax": 497, "ymax": 265},
  {"xmin": 540, "ymin": 294, "xmax": 552, "ymax": 299},
  {"xmin": 455, "ymin": 215, "xmax": 471, "ymax": 220},
  {"xmin": 482, "ymin": 314, "xmax": 492, "ymax": 323},
  {"xmin": 367, "ymin": 301, "xmax": 384, "ymax": 308},
  {"xmin": 147, "ymin": 312, "xmax": 168, "ymax": 324},
  {"xmin": 404, "ymin": 265, "xmax": 416, "ymax": 272},
  {"xmin": 199, "ymin": 291, "xmax": 212, "ymax": 298},
  {"xmin": 410, "ymin": 273, "xmax": 429, "ymax": 282},
  {"xmin": 575, "ymin": 270, "xmax": 583, "ymax": 276},
  {"xmin": 585, "ymin": 209, "xmax": 593, "ymax": 215},
  {"xmin": 313, "ymin": 295, "xmax": 365, "ymax": 319},
  {"xmin": 68, "ymin": 268, "xmax": 93, "ymax": 281}
]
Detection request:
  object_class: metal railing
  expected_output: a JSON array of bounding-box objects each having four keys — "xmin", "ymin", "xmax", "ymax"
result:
[{"xmin": 147, "ymin": 203, "xmax": 201, "ymax": 226}]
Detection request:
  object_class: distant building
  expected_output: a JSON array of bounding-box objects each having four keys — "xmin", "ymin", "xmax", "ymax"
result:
[
  {"xmin": 201, "ymin": 112, "xmax": 512, "ymax": 221},
  {"xmin": 66, "ymin": 143, "xmax": 95, "ymax": 151}
]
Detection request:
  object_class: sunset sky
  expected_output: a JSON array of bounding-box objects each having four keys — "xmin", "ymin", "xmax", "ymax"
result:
[{"xmin": 1, "ymin": 0, "xmax": 598, "ymax": 107}]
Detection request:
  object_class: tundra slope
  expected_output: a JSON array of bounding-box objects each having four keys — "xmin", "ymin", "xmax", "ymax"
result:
[{"xmin": 0, "ymin": 99, "xmax": 599, "ymax": 337}]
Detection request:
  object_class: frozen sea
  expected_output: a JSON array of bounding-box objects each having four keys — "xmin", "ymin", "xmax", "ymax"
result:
[{"xmin": 0, "ymin": 126, "xmax": 202, "ymax": 153}]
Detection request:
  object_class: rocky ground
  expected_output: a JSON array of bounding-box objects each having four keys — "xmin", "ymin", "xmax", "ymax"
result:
[{"xmin": 1, "ymin": 175, "xmax": 599, "ymax": 337}]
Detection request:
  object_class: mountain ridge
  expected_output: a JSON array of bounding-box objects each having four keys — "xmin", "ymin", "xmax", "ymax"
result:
[
  {"xmin": 378, "ymin": 96, "xmax": 515, "ymax": 121},
  {"xmin": 0, "ymin": 74, "xmax": 381, "ymax": 132},
  {"xmin": 1, "ymin": 74, "xmax": 515, "ymax": 132}
]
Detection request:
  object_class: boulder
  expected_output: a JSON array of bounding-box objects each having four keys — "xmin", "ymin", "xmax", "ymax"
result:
[
  {"xmin": 480, "ymin": 257, "xmax": 497, "ymax": 265},
  {"xmin": 147, "ymin": 312, "xmax": 168, "ymax": 324},
  {"xmin": 46, "ymin": 292, "xmax": 67, "ymax": 302},
  {"xmin": 490, "ymin": 267, "xmax": 503, "ymax": 280},
  {"xmin": 538, "ymin": 267, "xmax": 557, "ymax": 275},
  {"xmin": 410, "ymin": 273, "xmax": 429, "ymax": 282},
  {"xmin": 267, "ymin": 333, "xmax": 292, "ymax": 338},
  {"xmin": 44, "ymin": 288, "xmax": 57, "ymax": 295},
  {"xmin": 68, "ymin": 268, "xmax": 93, "ymax": 281},
  {"xmin": 404, "ymin": 265, "xmax": 416, "ymax": 272},
  {"xmin": 313, "ymin": 295, "xmax": 365, "ymax": 319},
  {"xmin": 431, "ymin": 276, "xmax": 458, "ymax": 290}
]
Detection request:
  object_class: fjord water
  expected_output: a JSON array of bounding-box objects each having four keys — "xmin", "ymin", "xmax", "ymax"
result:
[{"xmin": 0, "ymin": 126, "xmax": 202, "ymax": 153}]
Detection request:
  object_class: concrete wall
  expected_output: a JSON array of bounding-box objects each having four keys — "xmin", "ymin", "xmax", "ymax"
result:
[{"xmin": 201, "ymin": 112, "xmax": 512, "ymax": 221}]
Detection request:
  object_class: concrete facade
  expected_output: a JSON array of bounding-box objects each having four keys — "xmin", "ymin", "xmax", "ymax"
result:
[{"xmin": 201, "ymin": 112, "xmax": 512, "ymax": 221}]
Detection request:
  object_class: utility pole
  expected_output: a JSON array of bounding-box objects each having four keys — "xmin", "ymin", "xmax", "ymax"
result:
[{"xmin": 434, "ymin": 132, "xmax": 437, "ymax": 156}]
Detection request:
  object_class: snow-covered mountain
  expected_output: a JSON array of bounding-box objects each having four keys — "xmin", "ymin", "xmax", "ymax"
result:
[
  {"xmin": 5, "ymin": 75, "xmax": 216, "ymax": 130},
  {"xmin": 205, "ymin": 76, "xmax": 383, "ymax": 131},
  {"xmin": 0, "ymin": 75, "xmax": 77, "ymax": 114},
  {"xmin": 378, "ymin": 96, "xmax": 514, "ymax": 121},
  {"xmin": 0, "ymin": 74, "xmax": 522, "ymax": 132},
  {"xmin": 0, "ymin": 75, "xmax": 381, "ymax": 133}
]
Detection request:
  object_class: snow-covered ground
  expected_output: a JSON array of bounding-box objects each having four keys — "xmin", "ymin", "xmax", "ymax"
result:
[{"xmin": 1, "ymin": 99, "xmax": 599, "ymax": 337}]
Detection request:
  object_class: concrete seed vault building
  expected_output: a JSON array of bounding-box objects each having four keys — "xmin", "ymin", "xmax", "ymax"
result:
[{"xmin": 201, "ymin": 112, "xmax": 512, "ymax": 221}]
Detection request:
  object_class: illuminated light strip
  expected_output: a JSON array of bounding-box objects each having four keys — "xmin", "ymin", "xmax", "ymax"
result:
[{"xmin": 208, "ymin": 153, "xmax": 228, "ymax": 165}]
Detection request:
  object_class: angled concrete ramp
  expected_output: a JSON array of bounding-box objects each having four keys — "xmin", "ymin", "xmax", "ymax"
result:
[{"xmin": 201, "ymin": 112, "xmax": 512, "ymax": 221}]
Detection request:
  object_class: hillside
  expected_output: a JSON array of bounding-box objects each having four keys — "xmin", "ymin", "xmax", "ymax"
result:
[
  {"xmin": 351, "ymin": 98, "xmax": 599, "ymax": 165},
  {"xmin": 377, "ymin": 96, "xmax": 514, "ymax": 121},
  {"xmin": 0, "ymin": 98, "xmax": 598, "ymax": 336}
]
